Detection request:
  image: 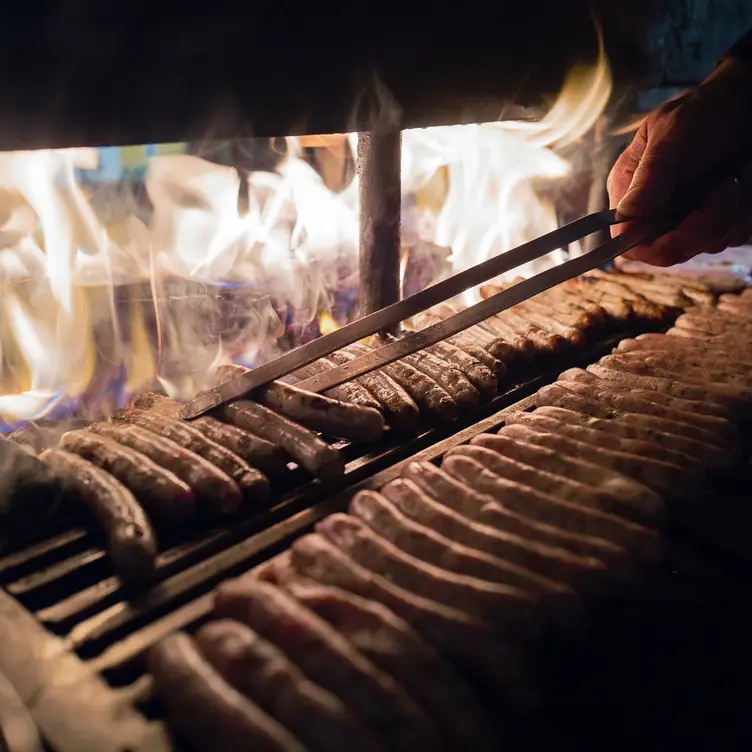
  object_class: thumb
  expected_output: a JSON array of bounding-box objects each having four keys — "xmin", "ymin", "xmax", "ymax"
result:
[{"xmin": 617, "ymin": 135, "xmax": 685, "ymax": 218}]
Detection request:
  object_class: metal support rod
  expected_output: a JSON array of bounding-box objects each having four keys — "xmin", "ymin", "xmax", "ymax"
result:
[{"xmin": 357, "ymin": 130, "xmax": 402, "ymax": 327}]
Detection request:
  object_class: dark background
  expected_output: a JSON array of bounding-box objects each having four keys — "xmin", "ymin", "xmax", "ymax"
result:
[{"xmin": 0, "ymin": 1, "xmax": 750, "ymax": 148}]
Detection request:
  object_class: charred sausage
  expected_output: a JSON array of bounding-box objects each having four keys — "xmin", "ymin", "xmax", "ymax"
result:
[
  {"xmin": 58, "ymin": 429, "xmax": 196, "ymax": 521},
  {"xmin": 131, "ymin": 393, "xmax": 288, "ymax": 475},
  {"xmin": 88, "ymin": 422, "xmax": 242, "ymax": 516},
  {"xmin": 217, "ymin": 400, "xmax": 344, "ymax": 480},
  {"xmin": 109, "ymin": 408, "xmax": 270, "ymax": 503},
  {"xmin": 40, "ymin": 449, "xmax": 156, "ymax": 586}
]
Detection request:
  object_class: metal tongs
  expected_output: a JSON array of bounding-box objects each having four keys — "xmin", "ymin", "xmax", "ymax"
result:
[
  {"xmin": 186, "ymin": 138, "xmax": 752, "ymax": 421},
  {"xmin": 181, "ymin": 204, "xmax": 674, "ymax": 419}
]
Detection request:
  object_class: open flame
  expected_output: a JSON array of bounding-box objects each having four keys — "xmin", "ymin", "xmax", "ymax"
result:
[
  {"xmin": 0, "ymin": 48, "xmax": 611, "ymax": 427},
  {"xmin": 402, "ymin": 44, "xmax": 611, "ymax": 305}
]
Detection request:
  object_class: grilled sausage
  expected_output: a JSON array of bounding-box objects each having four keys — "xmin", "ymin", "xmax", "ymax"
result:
[
  {"xmin": 318, "ymin": 513, "xmax": 541, "ymax": 638},
  {"xmin": 400, "ymin": 460, "xmax": 623, "ymax": 567},
  {"xmin": 131, "ymin": 393, "xmax": 288, "ymax": 474},
  {"xmin": 590, "ymin": 359, "xmax": 741, "ymax": 420},
  {"xmin": 195, "ymin": 619, "xmax": 381, "ymax": 752},
  {"xmin": 503, "ymin": 409, "xmax": 707, "ymax": 482},
  {"xmin": 328, "ymin": 349, "xmax": 420, "ymax": 432},
  {"xmin": 58, "ymin": 429, "xmax": 196, "ymax": 521},
  {"xmin": 429, "ymin": 340, "xmax": 502, "ymax": 394},
  {"xmin": 148, "ymin": 632, "xmax": 304, "ymax": 752},
  {"xmin": 514, "ymin": 303, "xmax": 587, "ymax": 347},
  {"xmin": 215, "ymin": 365, "xmax": 385, "ymax": 441},
  {"xmin": 7, "ymin": 424, "xmax": 53, "ymax": 454},
  {"xmin": 466, "ymin": 434, "xmax": 666, "ymax": 522},
  {"xmin": 563, "ymin": 279, "xmax": 634, "ymax": 322},
  {"xmin": 213, "ymin": 578, "xmax": 445, "ymax": 752},
  {"xmin": 40, "ymin": 449, "xmax": 156, "ymax": 586},
  {"xmin": 595, "ymin": 355, "xmax": 752, "ymax": 419},
  {"xmin": 561, "ymin": 367, "xmax": 738, "ymax": 425},
  {"xmin": 534, "ymin": 385, "xmax": 740, "ymax": 471},
  {"xmin": 496, "ymin": 423, "xmax": 699, "ymax": 506},
  {"xmin": 449, "ymin": 336, "xmax": 507, "ymax": 376},
  {"xmin": 350, "ymin": 490, "xmax": 580, "ymax": 634},
  {"xmin": 261, "ymin": 380, "xmax": 385, "ymax": 441},
  {"xmin": 380, "ymin": 477, "xmax": 604, "ymax": 591},
  {"xmin": 289, "ymin": 533, "xmax": 541, "ymax": 711},
  {"xmin": 441, "ymin": 454, "xmax": 650, "ymax": 568},
  {"xmin": 216, "ymin": 400, "xmax": 344, "ymax": 480},
  {"xmin": 377, "ymin": 357, "xmax": 458, "ymax": 423},
  {"xmin": 289, "ymin": 358, "xmax": 385, "ymax": 412},
  {"xmin": 88, "ymin": 422, "xmax": 243, "ymax": 516},
  {"xmin": 588, "ymin": 270, "xmax": 691, "ymax": 308},
  {"xmin": 349, "ymin": 490, "xmax": 576, "ymax": 610},
  {"xmin": 580, "ymin": 274, "xmax": 669, "ymax": 321},
  {"xmin": 280, "ymin": 580, "xmax": 502, "ymax": 752},
  {"xmin": 109, "ymin": 408, "xmax": 270, "ymax": 502},
  {"xmin": 369, "ymin": 336, "xmax": 483, "ymax": 408},
  {"xmin": 555, "ymin": 379, "xmax": 743, "ymax": 452}
]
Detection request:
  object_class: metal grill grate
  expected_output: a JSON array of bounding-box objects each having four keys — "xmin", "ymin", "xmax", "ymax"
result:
[{"xmin": 6, "ymin": 328, "xmax": 752, "ymax": 751}]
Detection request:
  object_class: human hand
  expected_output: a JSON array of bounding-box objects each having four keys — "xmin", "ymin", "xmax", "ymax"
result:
[{"xmin": 607, "ymin": 58, "xmax": 752, "ymax": 266}]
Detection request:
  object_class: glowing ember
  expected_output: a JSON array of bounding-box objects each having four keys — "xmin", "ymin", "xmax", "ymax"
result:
[{"xmin": 0, "ymin": 48, "xmax": 611, "ymax": 426}]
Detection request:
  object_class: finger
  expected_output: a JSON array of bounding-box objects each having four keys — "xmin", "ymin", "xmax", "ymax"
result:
[
  {"xmin": 607, "ymin": 127, "xmax": 647, "ymax": 209},
  {"xmin": 640, "ymin": 176, "xmax": 740, "ymax": 264}
]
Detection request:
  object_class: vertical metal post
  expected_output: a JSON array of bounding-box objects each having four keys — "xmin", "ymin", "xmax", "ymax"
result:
[{"xmin": 357, "ymin": 130, "xmax": 402, "ymax": 327}]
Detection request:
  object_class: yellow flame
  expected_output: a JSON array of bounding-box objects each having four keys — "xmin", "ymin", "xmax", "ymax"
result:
[
  {"xmin": 0, "ymin": 45, "xmax": 611, "ymax": 426},
  {"xmin": 401, "ymin": 46, "xmax": 611, "ymax": 304},
  {"xmin": 319, "ymin": 311, "xmax": 340, "ymax": 335}
]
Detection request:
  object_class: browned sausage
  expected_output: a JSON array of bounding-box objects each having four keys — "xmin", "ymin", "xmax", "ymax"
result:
[
  {"xmin": 216, "ymin": 400, "xmax": 344, "ymax": 480},
  {"xmin": 280, "ymin": 579, "xmax": 502, "ymax": 752},
  {"xmin": 109, "ymin": 408, "xmax": 270, "ymax": 503},
  {"xmin": 432, "ymin": 339, "xmax": 504, "ymax": 389},
  {"xmin": 148, "ymin": 632, "xmax": 304, "ymax": 752},
  {"xmin": 349, "ymin": 489, "xmax": 579, "ymax": 632},
  {"xmin": 58, "ymin": 429, "xmax": 196, "ymax": 521},
  {"xmin": 380, "ymin": 477, "xmax": 604, "ymax": 591},
  {"xmin": 213, "ymin": 578, "xmax": 445, "ymax": 752},
  {"xmin": 88, "ymin": 422, "xmax": 243, "ymax": 516},
  {"xmin": 216, "ymin": 367, "xmax": 385, "ymax": 441},
  {"xmin": 288, "ymin": 532, "xmax": 541, "ymax": 711},
  {"xmin": 195, "ymin": 619, "xmax": 382, "ymax": 752},
  {"xmin": 317, "ymin": 513, "xmax": 541, "ymax": 638},
  {"xmin": 260, "ymin": 381, "xmax": 385, "ymax": 441},
  {"xmin": 328, "ymin": 349, "xmax": 420, "ymax": 432},
  {"xmin": 131, "ymin": 393, "xmax": 288, "ymax": 475},
  {"xmin": 400, "ymin": 460, "xmax": 624, "ymax": 569},
  {"xmin": 288, "ymin": 358, "xmax": 385, "ymax": 412},
  {"xmin": 40, "ymin": 449, "xmax": 156, "ymax": 586}
]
